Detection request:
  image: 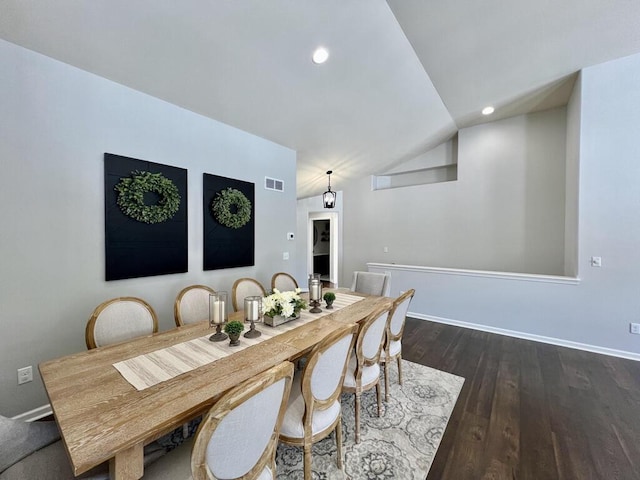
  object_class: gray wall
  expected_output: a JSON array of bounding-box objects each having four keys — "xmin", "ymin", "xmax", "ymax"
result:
[
  {"xmin": 342, "ymin": 106, "xmax": 568, "ymax": 284},
  {"xmin": 0, "ymin": 39, "xmax": 297, "ymax": 416},
  {"xmin": 369, "ymin": 51, "xmax": 640, "ymax": 358}
]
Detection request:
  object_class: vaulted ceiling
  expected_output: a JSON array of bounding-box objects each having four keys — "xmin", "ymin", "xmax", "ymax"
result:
[{"xmin": 1, "ymin": 1, "xmax": 639, "ymax": 199}]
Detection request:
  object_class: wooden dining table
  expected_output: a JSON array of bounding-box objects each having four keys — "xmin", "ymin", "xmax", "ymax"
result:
[{"xmin": 39, "ymin": 289, "xmax": 392, "ymax": 480}]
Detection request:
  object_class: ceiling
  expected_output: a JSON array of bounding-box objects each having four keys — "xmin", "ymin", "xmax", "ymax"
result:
[{"xmin": 1, "ymin": 1, "xmax": 640, "ymax": 199}]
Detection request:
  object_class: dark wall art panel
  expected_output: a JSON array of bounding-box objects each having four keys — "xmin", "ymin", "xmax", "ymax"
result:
[
  {"xmin": 203, "ymin": 173, "xmax": 255, "ymax": 270},
  {"xmin": 104, "ymin": 153, "xmax": 188, "ymax": 281}
]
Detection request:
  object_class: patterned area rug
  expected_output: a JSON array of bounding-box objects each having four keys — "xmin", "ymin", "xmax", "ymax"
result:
[{"xmin": 274, "ymin": 360, "xmax": 464, "ymax": 480}]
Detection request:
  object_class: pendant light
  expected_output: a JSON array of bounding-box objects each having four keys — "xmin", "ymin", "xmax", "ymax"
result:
[{"xmin": 322, "ymin": 170, "xmax": 336, "ymax": 208}]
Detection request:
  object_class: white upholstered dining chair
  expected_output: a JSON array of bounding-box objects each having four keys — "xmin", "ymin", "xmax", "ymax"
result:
[
  {"xmin": 174, "ymin": 285, "xmax": 216, "ymax": 327},
  {"xmin": 342, "ymin": 303, "xmax": 392, "ymax": 443},
  {"xmin": 270, "ymin": 272, "xmax": 299, "ymax": 292},
  {"xmin": 231, "ymin": 277, "xmax": 267, "ymax": 312},
  {"xmin": 381, "ymin": 289, "xmax": 415, "ymax": 402},
  {"xmin": 278, "ymin": 323, "xmax": 358, "ymax": 480},
  {"xmin": 85, "ymin": 297, "xmax": 158, "ymax": 349},
  {"xmin": 350, "ymin": 271, "xmax": 390, "ymax": 297},
  {"xmin": 191, "ymin": 361, "xmax": 294, "ymax": 479}
]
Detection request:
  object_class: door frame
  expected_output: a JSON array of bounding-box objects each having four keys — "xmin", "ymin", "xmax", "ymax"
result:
[{"xmin": 308, "ymin": 211, "xmax": 339, "ymax": 285}]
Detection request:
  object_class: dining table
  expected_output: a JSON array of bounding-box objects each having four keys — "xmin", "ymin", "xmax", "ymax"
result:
[{"xmin": 38, "ymin": 289, "xmax": 392, "ymax": 480}]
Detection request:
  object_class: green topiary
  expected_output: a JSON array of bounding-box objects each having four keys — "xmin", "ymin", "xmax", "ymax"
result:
[
  {"xmin": 323, "ymin": 292, "xmax": 336, "ymax": 302},
  {"xmin": 223, "ymin": 320, "xmax": 245, "ymax": 336}
]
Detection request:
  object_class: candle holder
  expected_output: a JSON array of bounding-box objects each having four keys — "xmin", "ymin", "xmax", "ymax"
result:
[
  {"xmin": 243, "ymin": 296, "xmax": 262, "ymax": 338},
  {"xmin": 309, "ymin": 299, "xmax": 322, "ymax": 314},
  {"xmin": 308, "ymin": 273, "xmax": 323, "ymax": 314},
  {"xmin": 209, "ymin": 292, "xmax": 228, "ymax": 342}
]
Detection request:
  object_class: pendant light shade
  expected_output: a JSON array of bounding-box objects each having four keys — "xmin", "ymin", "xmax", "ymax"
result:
[{"xmin": 323, "ymin": 170, "xmax": 336, "ymax": 208}]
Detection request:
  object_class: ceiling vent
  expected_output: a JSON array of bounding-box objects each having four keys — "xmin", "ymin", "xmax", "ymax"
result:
[{"xmin": 264, "ymin": 177, "xmax": 284, "ymax": 192}]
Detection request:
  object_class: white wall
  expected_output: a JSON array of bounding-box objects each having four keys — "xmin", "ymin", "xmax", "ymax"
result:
[
  {"xmin": 383, "ymin": 138, "xmax": 457, "ymax": 174},
  {"xmin": 564, "ymin": 72, "xmax": 582, "ymax": 277},
  {"xmin": 342, "ymin": 107, "xmax": 567, "ymax": 285},
  {"xmin": 368, "ymin": 51, "xmax": 640, "ymax": 358},
  {"xmin": 0, "ymin": 39, "xmax": 297, "ymax": 416}
]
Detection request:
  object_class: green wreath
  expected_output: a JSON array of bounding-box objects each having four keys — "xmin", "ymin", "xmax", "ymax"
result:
[
  {"xmin": 114, "ymin": 170, "xmax": 181, "ymax": 224},
  {"xmin": 212, "ymin": 187, "xmax": 252, "ymax": 229}
]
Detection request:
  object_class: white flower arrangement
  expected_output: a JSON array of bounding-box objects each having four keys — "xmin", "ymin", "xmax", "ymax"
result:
[{"xmin": 262, "ymin": 288, "xmax": 307, "ymax": 318}]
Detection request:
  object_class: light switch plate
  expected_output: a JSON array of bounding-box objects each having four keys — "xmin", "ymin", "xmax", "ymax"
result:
[{"xmin": 17, "ymin": 366, "xmax": 33, "ymax": 385}]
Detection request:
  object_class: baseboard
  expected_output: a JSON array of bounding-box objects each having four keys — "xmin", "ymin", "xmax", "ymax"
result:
[
  {"xmin": 411, "ymin": 312, "xmax": 640, "ymax": 362},
  {"xmin": 12, "ymin": 404, "xmax": 53, "ymax": 422}
]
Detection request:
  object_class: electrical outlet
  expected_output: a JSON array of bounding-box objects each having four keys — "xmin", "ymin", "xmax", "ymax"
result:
[
  {"xmin": 630, "ymin": 323, "xmax": 640, "ymax": 335},
  {"xmin": 17, "ymin": 366, "xmax": 33, "ymax": 385},
  {"xmin": 591, "ymin": 256, "xmax": 602, "ymax": 267},
  {"xmin": 282, "ymin": 252, "xmax": 289, "ymax": 260}
]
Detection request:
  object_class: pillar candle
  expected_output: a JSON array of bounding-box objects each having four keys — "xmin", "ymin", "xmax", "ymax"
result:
[
  {"xmin": 212, "ymin": 300, "xmax": 221, "ymax": 324},
  {"xmin": 218, "ymin": 300, "xmax": 225, "ymax": 323},
  {"xmin": 311, "ymin": 283, "xmax": 321, "ymax": 300},
  {"xmin": 250, "ymin": 300, "xmax": 259, "ymax": 320}
]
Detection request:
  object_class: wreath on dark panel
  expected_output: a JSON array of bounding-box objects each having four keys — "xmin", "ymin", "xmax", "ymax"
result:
[
  {"xmin": 114, "ymin": 170, "xmax": 181, "ymax": 224},
  {"xmin": 211, "ymin": 187, "xmax": 252, "ymax": 229}
]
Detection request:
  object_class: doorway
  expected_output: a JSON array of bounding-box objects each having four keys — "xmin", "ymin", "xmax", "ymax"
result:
[{"xmin": 308, "ymin": 212, "xmax": 339, "ymax": 286}]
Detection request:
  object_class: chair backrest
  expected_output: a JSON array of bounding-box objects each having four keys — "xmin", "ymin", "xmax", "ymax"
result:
[
  {"xmin": 388, "ymin": 289, "xmax": 415, "ymax": 340},
  {"xmin": 302, "ymin": 324, "xmax": 358, "ymax": 414},
  {"xmin": 355, "ymin": 304, "xmax": 392, "ymax": 369},
  {"xmin": 271, "ymin": 272, "xmax": 299, "ymax": 292},
  {"xmin": 350, "ymin": 271, "xmax": 390, "ymax": 296},
  {"xmin": 85, "ymin": 297, "xmax": 158, "ymax": 349},
  {"xmin": 174, "ymin": 285, "xmax": 216, "ymax": 327},
  {"xmin": 191, "ymin": 361, "xmax": 294, "ymax": 480},
  {"xmin": 231, "ymin": 278, "xmax": 267, "ymax": 311}
]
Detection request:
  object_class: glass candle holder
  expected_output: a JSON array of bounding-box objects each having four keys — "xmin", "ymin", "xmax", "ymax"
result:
[
  {"xmin": 244, "ymin": 296, "xmax": 262, "ymax": 338},
  {"xmin": 308, "ymin": 274, "xmax": 322, "ymax": 313},
  {"xmin": 209, "ymin": 291, "xmax": 229, "ymax": 342}
]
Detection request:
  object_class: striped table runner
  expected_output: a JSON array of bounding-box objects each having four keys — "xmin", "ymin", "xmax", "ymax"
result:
[{"xmin": 114, "ymin": 293, "xmax": 364, "ymax": 390}]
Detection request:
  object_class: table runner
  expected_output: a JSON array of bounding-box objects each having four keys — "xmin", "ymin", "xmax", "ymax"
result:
[{"xmin": 114, "ymin": 293, "xmax": 364, "ymax": 390}]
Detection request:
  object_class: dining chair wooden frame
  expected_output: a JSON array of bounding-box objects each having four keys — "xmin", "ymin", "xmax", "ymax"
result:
[
  {"xmin": 342, "ymin": 303, "xmax": 393, "ymax": 443},
  {"xmin": 279, "ymin": 323, "xmax": 358, "ymax": 480},
  {"xmin": 174, "ymin": 284, "xmax": 216, "ymax": 327},
  {"xmin": 231, "ymin": 277, "xmax": 267, "ymax": 312},
  {"xmin": 382, "ymin": 289, "xmax": 415, "ymax": 402},
  {"xmin": 191, "ymin": 360, "xmax": 294, "ymax": 480},
  {"xmin": 85, "ymin": 296, "xmax": 158, "ymax": 350},
  {"xmin": 270, "ymin": 272, "xmax": 299, "ymax": 292}
]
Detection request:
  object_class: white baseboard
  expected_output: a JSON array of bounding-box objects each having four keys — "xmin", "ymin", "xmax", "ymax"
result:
[
  {"xmin": 12, "ymin": 404, "xmax": 53, "ymax": 422},
  {"xmin": 411, "ymin": 312, "xmax": 640, "ymax": 362}
]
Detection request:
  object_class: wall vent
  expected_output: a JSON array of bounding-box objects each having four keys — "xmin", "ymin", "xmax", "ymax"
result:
[{"xmin": 265, "ymin": 177, "xmax": 284, "ymax": 192}]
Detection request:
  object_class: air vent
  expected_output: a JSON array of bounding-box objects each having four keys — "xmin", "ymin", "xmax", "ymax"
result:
[{"xmin": 265, "ymin": 177, "xmax": 284, "ymax": 192}]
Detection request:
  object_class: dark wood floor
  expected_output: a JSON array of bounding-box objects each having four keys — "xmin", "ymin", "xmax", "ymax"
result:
[{"xmin": 402, "ymin": 318, "xmax": 640, "ymax": 480}]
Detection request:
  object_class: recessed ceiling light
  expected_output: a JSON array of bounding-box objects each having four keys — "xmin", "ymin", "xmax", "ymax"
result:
[
  {"xmin": 482, "ymin": 106, "xmax": 495, "ymax": 115},
  {"xmin": 312, "ymin": 47, "xmax": 329, "ymax": 64}
]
